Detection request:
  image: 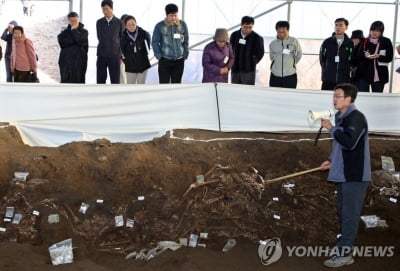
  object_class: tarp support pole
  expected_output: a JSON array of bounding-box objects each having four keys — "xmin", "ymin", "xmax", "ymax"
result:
[{"xmin": 389, "ymin": 0, "xmax": 399, "ymax": 93}]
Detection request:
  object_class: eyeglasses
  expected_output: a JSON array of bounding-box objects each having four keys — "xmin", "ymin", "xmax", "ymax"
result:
[{"xmin": 333, "ymin": 95, "xmax": 345, "ymax": 99}]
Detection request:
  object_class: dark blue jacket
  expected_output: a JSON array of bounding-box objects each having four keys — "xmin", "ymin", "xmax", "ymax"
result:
[
  {"xmin": 319, "ymin": 33, "xmax": 354, "ymax": 84},
  {"xmin": 328, "ymin": 104, "xmax": 371, "ymax": 183},
  {"xmin": 96, "ymin": 16, "xmax": 123, "ymax": 58},
  {"xmin": 1, "ymin": 28, "xmax": 13, "ymax": 58}
]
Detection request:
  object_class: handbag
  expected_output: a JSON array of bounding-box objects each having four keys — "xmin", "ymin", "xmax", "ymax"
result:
[{"xmin": 25, "ymin": 71, "xmax": 40, "ymax": 83}]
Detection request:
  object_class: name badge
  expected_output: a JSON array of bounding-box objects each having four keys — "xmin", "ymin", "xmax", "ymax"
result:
[
  {"xmin": 223, "ymin": 56, "xmax": 229, "ymax": 64},
  {"xmin": 377, "ymin": 61, "xmax": 389, "ymax": 67},
  {"xmin": 239, "ymin": 38, "xmax": 246, "ymax": 45},
  {"xmin": 173, "ymin": 33, "xmax": 181, "ymax": 39},
  {"xmin": 379, "ymin": 50, "xmax": 386, "ymax": 56},
  {"xmin": 282, "ymin": 48, "xmax": 290, "ymax": 55},
  {"xmin": 335, "ymin": 56, "xmax": 340, "ymax": 63}
]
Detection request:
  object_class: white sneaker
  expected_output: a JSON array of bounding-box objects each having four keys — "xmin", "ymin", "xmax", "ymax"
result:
[{"xmin": 323, "ymin": 255, "xmax": 354, "ymax": 268}]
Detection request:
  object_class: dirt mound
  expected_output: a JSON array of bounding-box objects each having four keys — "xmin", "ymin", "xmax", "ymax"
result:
[{"xmin": 0, "ymin": 126, "xmax": 399, "ymax": 270}]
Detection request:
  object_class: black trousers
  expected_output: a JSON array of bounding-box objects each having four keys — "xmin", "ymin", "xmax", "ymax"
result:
[
  {"xmin": 96, "ymin": 56, "xmax": 120, "ymax": 84},
  {"xmin": 321, "ymin": 81, "xmax": 337, "ymax": 91},
  {"xmin": 269, "ymin": 73, "xmax": 297, "ymax": 88},
  {"xmin": 158, "ymin": 57, "xmax": 184, "ymax": 83},
  {"xmin": 13, "ymin": 70, "xmax": 30, "ymax": 82}
]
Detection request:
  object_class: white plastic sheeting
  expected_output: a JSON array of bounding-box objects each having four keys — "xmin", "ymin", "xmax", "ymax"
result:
[
  {"xmin": 0, "ymin": 83, "xmax": 399, "ymax": 147},
  {"xmin": 217, "ymin": 84, "xmax": 400, "ymax": 133}
]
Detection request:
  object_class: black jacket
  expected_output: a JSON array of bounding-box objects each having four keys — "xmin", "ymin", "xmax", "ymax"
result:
[
  {"xmin": 121, "ymin": 27, "xmax": 151, "ymax": 73},
  {"xmin": 353, "ymin": 36, "xmax": 393, "ymax": 84},
  {"xmin": 319, "ymin": 33, "xmax": 354, "ymax": 84},
  {"xmin": 229, "ymin": 29, "xmax": 264, "ymax": 73},
  {"xmin": 57, "ymin": 23, "xmax": 89, "ymax": 83},
  {"xmin": 96, "ymin": 16, "xmax": 123, "ymax": 58},
  {"xmin": 1, "ymin": 29, "xmax": 13, "ymax": 58}
]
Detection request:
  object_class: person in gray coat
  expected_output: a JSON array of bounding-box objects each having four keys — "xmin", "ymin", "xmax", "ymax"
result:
[{"xmin": 269, "ymin": 21, "xmax": 302, "ymax": 88}]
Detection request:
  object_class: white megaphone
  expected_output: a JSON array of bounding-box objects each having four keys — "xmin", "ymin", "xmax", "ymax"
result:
[{"xmin": 308, "ymin": 109, "xmax": 335, "ymax": 125}]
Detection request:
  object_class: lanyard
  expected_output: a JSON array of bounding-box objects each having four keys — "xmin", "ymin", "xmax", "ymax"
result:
[{"xmin": 127, "ymin": 30, "xmax": 138, "ymax": 42}]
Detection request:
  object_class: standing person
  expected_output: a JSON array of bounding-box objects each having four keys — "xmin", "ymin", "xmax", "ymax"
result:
[
  {"xmin": 1, "ymin": 20, "xmax": 18, "ymax": 82},
  {"xmin": 96, "ymin": 0, "xmax": 123, "ymax": 84},
  {"xmin": 320, "ymin": 83, "xmax": 371, "ymax": 268},
  {"xmin": 353, "ymin": 21, "xmax": 393, "ymax": 92},
  {"xmin": 202, "ymin": 28, "xmax": 234, "ymax": 83},
  {"xmin": 349, "ymin": 30, "xmax": 364, "ymax": 83},
  {"xmin": 152, "ymin": 3, "xmax": 189, "ymax": 84},
  {"xmin": 10, "ymin": 25, "xmax": 38, "ymax": 82},
  {"xmin": 121, "ymin": 15, "xmax": 151, "ymax": 84},
  {"xmin": 119, "ymin": 14, "xmax": 129, "ymax": 84},
  {"xmin": 269, "ymin": 21, "xmax": 302, "ymax": 88},
  {"xmin": 57, "ymin": 11, "xmax": 88, "ymax": 83},
  {"xmin": 319, "ymin": 18, "xmax": 354, "ymax": 90},
  {"xmin": 229, "ymin": 16, "xmax": 264, "ymax": 85}
]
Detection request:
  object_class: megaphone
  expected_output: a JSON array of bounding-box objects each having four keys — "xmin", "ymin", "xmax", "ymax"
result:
[{"xmin": 308, "ymin": 109, "xmax": 335, "ymax": 125}]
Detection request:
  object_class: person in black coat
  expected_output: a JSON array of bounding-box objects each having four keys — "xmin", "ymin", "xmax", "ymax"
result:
[
  {"xmin": 229, "ymin": 16, "xmax": 264, "ymax": 85},
  {"xmin": 96, "ymin": 0, "xmax": 123, "ymax": 84},
  {"xmin": 1, "ymin": 20, "xmax": 18, "ymax": 82},
  {"xmin": 319, "ymin": 18, "xmax": 354, "ymax": 90},
  {"xmin": 57, "ymin": 12, "xmax": 88, "ymax": 83},
  {"xmin": 120, "ymin": 15, "xmax": 151, "ymax": 84},
  {"xmin": 353, "ymin": 21, "xmax": 393, "ymax": 92}
]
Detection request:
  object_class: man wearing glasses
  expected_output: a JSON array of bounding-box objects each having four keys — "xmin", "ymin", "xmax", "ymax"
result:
[
  {"xmin": 319, "ymin": 18, "xmax": 354, "ymax": 90},
  {"xmin": 229, "ymin": 16, "xmax": 264, "ymax": 85},
  {"xmin": 320, "ymin": 83, "xmax": 371, "ymax": 268}
]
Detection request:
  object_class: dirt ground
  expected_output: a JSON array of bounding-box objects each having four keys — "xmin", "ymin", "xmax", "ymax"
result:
[{"xmin": 0, "ymin": 126, "xmax": 399, "ymax": 270}]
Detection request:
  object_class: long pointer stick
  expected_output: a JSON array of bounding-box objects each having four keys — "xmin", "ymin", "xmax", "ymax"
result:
[{"xmin": 263, "ymin": 167, "xmax": 322, "ymax": 185}]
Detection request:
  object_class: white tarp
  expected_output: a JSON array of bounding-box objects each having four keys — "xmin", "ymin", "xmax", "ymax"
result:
[
  {"xmin": 0, "ymin": 83, "xmax": 220, "ymax": 146},
  {"xmin": 217, "ymin": 84, "xmax": 400, "ymax": 133},
  {"xmin": 0, "ymin": 83, "xmax": 399, "ymax": 147}
]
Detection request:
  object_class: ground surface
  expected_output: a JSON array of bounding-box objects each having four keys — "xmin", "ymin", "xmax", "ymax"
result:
[{"xmin": 0, "ymin": 126, "xmax": 399, "ymax": 270}]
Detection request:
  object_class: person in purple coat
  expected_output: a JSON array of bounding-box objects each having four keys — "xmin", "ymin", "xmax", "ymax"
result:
[{"xmin": 202, "ymin": 28, "xmax": 234, "ymax": 83}]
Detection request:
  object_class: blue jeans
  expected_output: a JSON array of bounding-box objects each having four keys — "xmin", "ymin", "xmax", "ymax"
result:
[{"xmin": 335, "ymin": 181, "xmax": 369, "ymax": 256}]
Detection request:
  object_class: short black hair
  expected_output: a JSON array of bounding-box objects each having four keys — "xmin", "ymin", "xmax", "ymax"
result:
[
  {"xmin": 275, "ymin": 21, "xmax": 289, "ymax": 30},
  {"xmin": 120, "ymin": 14, "xmax": 129, "ymax": 21},
  {"xmin": 124, "ymin": 15, "xmax": 136, "ymax": 25},
  {"xmin": 67, "ymin": 11, "xmax": 79, "ymax": 18},
  {"xmin": 335, "ymin": 17, "xmax": 349, "ymax": 26},
  {"xmin": 370, "ymin": 21, "xmax": 384, "ymax": 34},
  {"xmin": 13, "ymin": 25, "xmax": 24, "ymax": 34},
  {"xmin": 334, "ymin": 83, "xmax": 358, "ymax": 103},
  {"xmin": 241, "ymin": 16, "xmax": 254, "ymax": 25},
  {"xmin": 350, "ymin": 30, "xmax": 364, "ymax": 40},
  {"xmin": 101, "ymin": 0, "xmax": 113, "ymax": 9},
  {"xmin": 165, "ymin": 3, "xmax": 178, "ymax": 15}
]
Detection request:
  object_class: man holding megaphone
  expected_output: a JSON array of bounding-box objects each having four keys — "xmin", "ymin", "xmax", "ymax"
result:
[{"xmin": 319, "ymin": 83, "xmax": 371, "ymax": 268}]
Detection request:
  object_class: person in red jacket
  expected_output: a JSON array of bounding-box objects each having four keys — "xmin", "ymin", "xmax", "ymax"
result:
[{"xmin": 10, "ymin": 25, "xmax": 38, "ymax": 82}]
